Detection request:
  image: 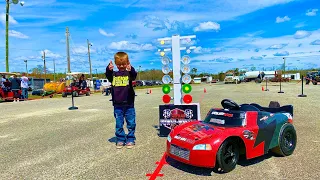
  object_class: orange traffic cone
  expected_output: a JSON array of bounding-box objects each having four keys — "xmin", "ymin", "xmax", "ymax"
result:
[
  {"xmin": 204, "ymin": 88, "xmax": 207, "ymax": 93},
  {"xmin": 149, "ymin": 89, "xmax": 152, "ymax": 94},
  {"xmin": 262, "ymin": 86, "xmax": 264, "ymax": 91}
]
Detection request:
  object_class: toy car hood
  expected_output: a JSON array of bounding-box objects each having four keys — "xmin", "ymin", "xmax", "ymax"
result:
[{"xmin": 170, "ymin": 121, "xmax": 222, "ymax": 145}]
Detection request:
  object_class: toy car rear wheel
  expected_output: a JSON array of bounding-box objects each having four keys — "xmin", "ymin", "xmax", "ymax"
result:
[
  {"xmin": 62, "ymin": 92, "xmax": 67, "ymax": 97},
  {"xmin": 215, "ymin": 138, "xmax": 239, "ymax": 173},
  {"xmin": 73, "ymin": 91, "xmax": 79, "ymax": 97},
  {"xmin": 86, "ymin": 92, "xmax": 90, "ymax": 96},
  {"xmin": 271, "ymin": 123, "xmax": 296, "ymax": 156}
]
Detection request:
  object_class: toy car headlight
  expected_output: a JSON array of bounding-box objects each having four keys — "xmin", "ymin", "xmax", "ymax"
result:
[
  {"xmin": 167, "ymin": 134, "xmax": 172, "ymax": 143},
  {"xmin": 192, "ymin": 144, "xmax": 212, "ymax": 150}
]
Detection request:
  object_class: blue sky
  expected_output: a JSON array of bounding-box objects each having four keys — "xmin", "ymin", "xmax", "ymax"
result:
[{"xmin": 0, "ymin": 0, "xmax": 320, "ymax": 74}]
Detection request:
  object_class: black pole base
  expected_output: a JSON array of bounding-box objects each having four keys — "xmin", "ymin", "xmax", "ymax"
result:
[
  {"xmin": 68, "ymin": 106, "xmax": 78, "ymax": 110},
  {"xmin": 278, "ymin": 91, "xmax": 284, "ymax": 93},
  {"xmin": 264, "ymin": 89, "xmax": 269, "ymax": 91},
  {"xmin": 298, "ymin": 94, "xmax": 307, "ymax": 97}
]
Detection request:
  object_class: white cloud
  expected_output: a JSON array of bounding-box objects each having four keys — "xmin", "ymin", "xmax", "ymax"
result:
[
  {"xmin": 246, "ymin": 30, "xmax": 264, "ymax": 37},
  {"xmin": 71, "ymin": 46, "xmax": 96, "ymax": 54},
  {"xmin": 99, "ymin": 28, "xmax": 115, "ymax": 37},
  {"xmin": 310, "ymin": 40, "xmax": 320, "ymax": 45},
  {"xmin": 193, "ymin": 46, "xmax": 224, "ymax": 53},
  {"xmin": 39, "ymin": 49, "xmax": 62, "ymax": 59},
  {"xmin": 294, "ymin": 30, "xmax": 311, "ymax": 39},
  {"xmin": 267, "ymin": 44, "xmax": 288, "ymax": 50},
  {"xmin": 9, "ymin": 30, "xmax": 29, "ymax": 39},
  {"xmin": 251, "ymin": 56, "xmax": 263, "ymax": 60},
  {"xmin": 273, "ymin": 51, "xmax": 289, "ymax": 56},
  {"xmin": 194, "ymin": 21, "xmax": 220, "ymax": 32},
  {"xmin": 276, "ymin": 16, "xmax": 290, "ymax": 23},
  {"xmin": 0, "ymin": 13, "xmax": 18, "ymax": 25},
  {"xmin": 193, "ymin": 28, "xmax": 320, "ymax": 64},
  {"xmin": 108, "ymin": 41, "xmax": 155, "ymax": 51},
  {"xmin": 306, "ymin": 9, "xmax": 318, "ymax": 16},
  {"xmin": 295, "ymin": 22, "xmax": 306, "ymax": 28},
  {"xmin": 126, "ymin": 0, "xmax": 296, "ymax": 22}
]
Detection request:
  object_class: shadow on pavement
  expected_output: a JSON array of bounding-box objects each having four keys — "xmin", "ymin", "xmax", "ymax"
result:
[
  {"xmin": 108, "ymin": 137, "xmax": 117, "ymax": 143},
  {"xmin": 152, "ymin": 125, "xmax": 167, "ymax": 138},
  {"xmin": 166, "ymin": 152, "xmax": 277, "ymax": 176}
]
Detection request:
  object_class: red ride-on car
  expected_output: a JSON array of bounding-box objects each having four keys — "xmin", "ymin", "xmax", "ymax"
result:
[
  {"xmin": 166, "ymin": 99, "xmax": 296, "ymax": 173},
  {"xmin": 61, "ymin": 84, "xmax": 90, "ymax": 97},
  {"xmin": 0, "ymin": 72, "xmax": 22, "ymax": 102},
  {"xmin": 0, "ymin": 88, "xmax": 22, "ymax": 102},
  {"xmin": 61, "ymin": 73, "xmax": 91, "ymax": 98}
]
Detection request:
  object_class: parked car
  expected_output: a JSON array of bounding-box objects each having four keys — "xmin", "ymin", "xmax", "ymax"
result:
[
  {"xmin": 135, "ymin": 80, "xmax": 144, "ymax": 86},
  {"xmin": 144, "ymin": 81, "xmax": 153, "ymax": 86}
]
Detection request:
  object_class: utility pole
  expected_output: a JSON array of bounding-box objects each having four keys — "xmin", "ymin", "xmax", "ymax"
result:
[
  {"xmin": 53, "ymin": 59, "xmax": 56, "ymax": 82},
  {"xmin": 87, "ymin": 39, "xmax": 93, "ymax": 80},
  {"xmin": 66, "ymin": 27, "xmax": 71, "ymax": 73},
  {"xmin": 42, "ymin": 51, "xmax": 46, "ymax": 81},
  {"xmin": 5, "ymin": 0, "xmax": 9, "ymax": 72},
  {"xmin": 138, "ymin": 66, "xmax": 141, "ymax": 80},
  {"xmin": 24, "ymin": 60, "xmax": 28, "ymax": 76},
  {"xmin": 95, "ymin": 69, "xmax": 98, "ymax": 77},
  {"xmin": 283, "ymin": 57, "xmax": 286, "ymax": 78},
  {"xmin": 5, "ymin": 0, "xmax": 24, "ymax": 72}
]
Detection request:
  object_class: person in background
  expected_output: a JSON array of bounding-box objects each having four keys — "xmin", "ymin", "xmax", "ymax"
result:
[
  {"xmin": 0, "ymin": 75, "xmax": 5, "ymax": 89},
  {"xmin": 20, "ymin": 73, "xmax": 29, "ymax": 100},
  {"xmin": 3, "ymin": 78, "xmax": 11, "ymax": 92},
  {"xmin": 11, "ymin": 75, "xmax": 21, "ymax": 102}
]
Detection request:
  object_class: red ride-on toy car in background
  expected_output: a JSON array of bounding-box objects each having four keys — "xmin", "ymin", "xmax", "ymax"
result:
[
  {"xmin": 61, "ymin": 73, "xmax": 90, "ymax": 98},
  {"xmin": 166, "ymin": 99, "xmax": 296, "ymax": 173},
  {"xmin": 0, "ymin": 72, "xmax": 22, "ymax": 102}
]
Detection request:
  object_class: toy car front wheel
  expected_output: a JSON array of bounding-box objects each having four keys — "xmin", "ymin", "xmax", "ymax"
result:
[
  {"xmin": 86, "ymin": 92, "xmax": 90, "ymax": 96},
  {"xmin": 271, "ymin": 123, "xmax": 297, "ymax": 156},
  {"xmin": 72, "ymin": 91, "xmax": 79, "ymax": 97},
  {"xmin": 215, "ymin": 138, "xmax": 239, "ymax": 173}
]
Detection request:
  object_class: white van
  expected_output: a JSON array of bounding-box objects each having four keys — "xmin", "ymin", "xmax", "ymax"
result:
[{"xmin": 100, "ymin": 79, "xmax": 111, "ymax": 87}]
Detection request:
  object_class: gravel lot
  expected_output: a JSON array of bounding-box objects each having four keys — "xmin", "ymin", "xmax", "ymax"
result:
[{"xmin": 0, "ymin": 82, "xmax": 319, "ymax": 180}]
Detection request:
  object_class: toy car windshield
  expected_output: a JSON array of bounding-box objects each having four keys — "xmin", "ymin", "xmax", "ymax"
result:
[{"xmin": 202, "ymin": 109, "xmax": 245, "ymax": 127}]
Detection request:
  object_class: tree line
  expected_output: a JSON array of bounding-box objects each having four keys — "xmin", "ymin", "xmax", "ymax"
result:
[{"xmin": 13, "ymin": 65, "xmax": 320, "ymax": 82}]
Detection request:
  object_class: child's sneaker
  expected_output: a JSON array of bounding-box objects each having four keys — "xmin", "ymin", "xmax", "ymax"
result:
[
  {"xmin": 126, "ymin": 142, "xmax": 135, "ymax": 149},
  {"xmin": 116, "ymin": 142, "xmax": 124, "ymax": 149}
]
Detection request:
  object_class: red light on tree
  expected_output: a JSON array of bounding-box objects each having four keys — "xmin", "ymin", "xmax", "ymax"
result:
[
  {"xmin": 162, "ymin": 94, "xmax": 171, "ymax": 104},
  {"xmin": 183, "ymin": 94, "xmax": 192, "ymax": 104}
]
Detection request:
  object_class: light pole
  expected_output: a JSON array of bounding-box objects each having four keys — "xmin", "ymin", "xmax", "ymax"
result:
[
  {"xmin": 5, "ymin": 0, "xmax": 25, "ymax": 72},
  {"xmin": 87, "ymin": 39, "xmax": 93, "ymax": 80},
  {"xmin": 42, "ymin": 51, "xmax": 46, "ymax": 81},
  {"xmin": 283, "ymin": 57, "xmax": 286, "ymax": 78},
  {"xmin": 53, "ymin": 59, "xmax": 56, "ymax": 82},
  {"xmin": 95, "ymin": 69, "xmax": 98, "ymax": 77},
  {"xmin": 24, "ymin": 60, "xmax": 27, "ymax": 76},
  {"xmin": 138, "ymin": 66, "xmax": 141, "ymax": 80}
]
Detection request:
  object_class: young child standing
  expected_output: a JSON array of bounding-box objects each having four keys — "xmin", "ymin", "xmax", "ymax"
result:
[{"xmin": 105, "ymin": 52, "xmax": 137, "ymax": 149}]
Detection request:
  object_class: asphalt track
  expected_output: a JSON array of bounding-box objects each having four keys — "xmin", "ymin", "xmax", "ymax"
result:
[{"xmin": 0, "ymin": 82, "xmax": 319, "ymax": 180}]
